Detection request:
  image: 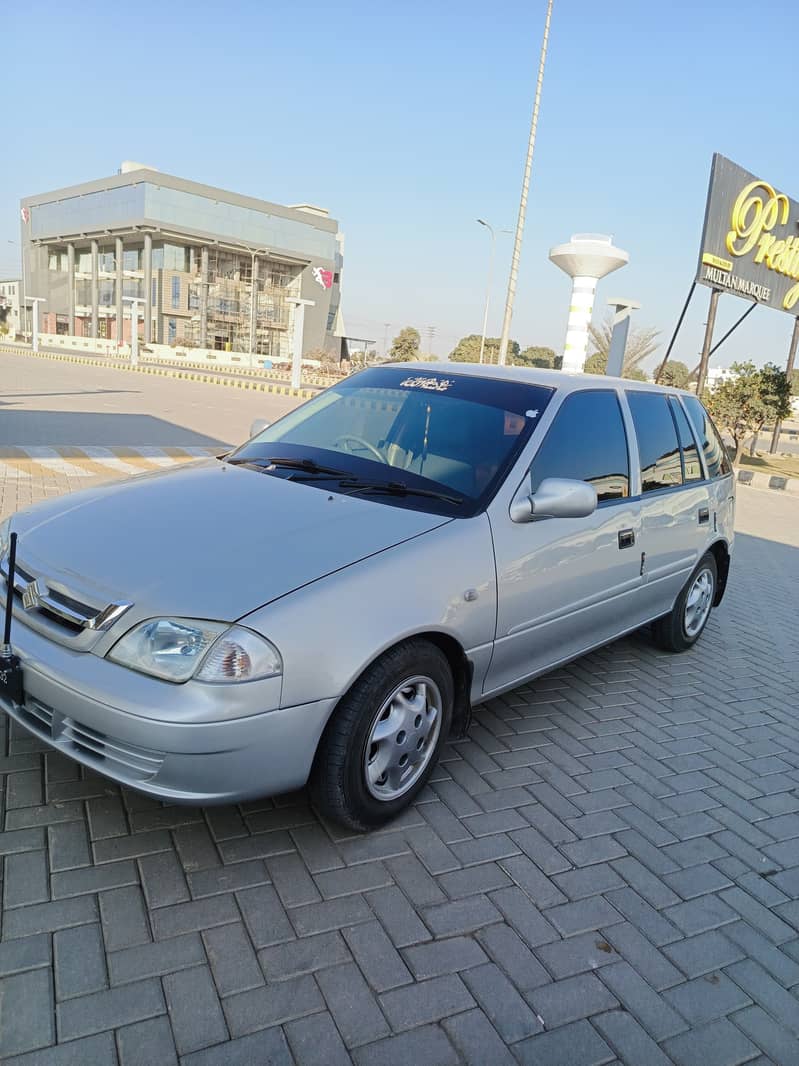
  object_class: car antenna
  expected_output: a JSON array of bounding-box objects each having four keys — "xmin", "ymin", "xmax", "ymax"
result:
[{"xmin": 0, "ymin": 532, "xmax": 23, "ymax": 706}]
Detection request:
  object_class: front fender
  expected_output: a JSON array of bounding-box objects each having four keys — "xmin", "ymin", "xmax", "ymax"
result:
[{"xmin": 240, "ymin": 514, "xmax": 497, "ymax": 709}]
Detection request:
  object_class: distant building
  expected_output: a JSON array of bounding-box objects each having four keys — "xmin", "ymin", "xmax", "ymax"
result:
[
  {"xmin": 19, "ymin": 162, "xmax": 345, "ymax": 359},
  {"xmin": 706, "ymin": 366, "xmax": 737, "ymax": 389},
  {"xmin": 0, "ymin": 279, "xmax": 21, "ymax": 337}
]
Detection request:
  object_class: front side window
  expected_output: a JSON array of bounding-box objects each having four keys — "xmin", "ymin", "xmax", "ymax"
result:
[
  {"xmin": 528, "ymin": 390, "xmax": 630, "ymax": 502},
  {"xmin": 168, "ymin": 318, "xmax": 177, "ymax": 343},
  {"xmin": 683, "ymin": 395, "xmax": 732, "ymax": 478},
  {"xmin": 171, "ymin": 276, "xmax": 180, "ymax": 309},
  {"xmin": 229, "ymin": 367, "xmax": 555, "ymax": 516},
  {"xmin": 627, "ymin": 392, "xmax": 683, "ymax": 493}
]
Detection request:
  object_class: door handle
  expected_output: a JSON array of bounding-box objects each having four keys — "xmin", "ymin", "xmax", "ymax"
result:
[
  {"xmin": 698, "ymin": 507, "xmax": 710, "ymax": 525},
  {"xmin": 618, "ymin": 529, "xmax": 635, "ymax": 549}
]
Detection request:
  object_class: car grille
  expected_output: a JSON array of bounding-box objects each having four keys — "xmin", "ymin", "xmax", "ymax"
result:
[
  {"xmin": 0, "ymin": 557, "xmax": 132, "ymax": 637},
  {"xmin": 20, "ymin": 696, "xmax": 165, "ymax": 782}
]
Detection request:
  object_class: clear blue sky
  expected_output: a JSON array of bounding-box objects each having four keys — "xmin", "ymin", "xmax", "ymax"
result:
[{"xmin": 2, "ymin": 0, "xmax": 798, "ymax": 369}]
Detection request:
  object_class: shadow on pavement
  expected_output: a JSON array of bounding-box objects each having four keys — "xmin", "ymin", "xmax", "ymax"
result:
[{"xmin": 0, "ymin": 409, "xmax": 232, "ymax": 448}]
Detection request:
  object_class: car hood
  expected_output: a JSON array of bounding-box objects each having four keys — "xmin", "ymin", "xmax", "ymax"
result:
[{"xmin": 10, "ymin": 460, "xmax": 452, "ymax": 637}]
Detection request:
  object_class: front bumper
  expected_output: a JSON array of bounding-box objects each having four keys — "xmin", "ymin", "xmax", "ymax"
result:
[{"xmin": 1, "ymin": 619, "xmax": 337, "ymax": 804}]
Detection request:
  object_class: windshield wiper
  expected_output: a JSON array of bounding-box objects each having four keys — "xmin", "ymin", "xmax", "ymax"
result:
[
  {"xmin": 224, "ymin": 455, "xmax": 353, "ymax": 478},
  {"xmin": 265, "ymin": 456, "xmax": 354, "ymax": 477},
  {"xmin": 340, "ymin": 480, "xmax": 464, "ymax": 506}
]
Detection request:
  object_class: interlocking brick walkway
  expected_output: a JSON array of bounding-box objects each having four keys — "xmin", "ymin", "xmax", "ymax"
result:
[{"xmin": 1, "ymin": 485, "xmax": 798, "ymax": 1065}]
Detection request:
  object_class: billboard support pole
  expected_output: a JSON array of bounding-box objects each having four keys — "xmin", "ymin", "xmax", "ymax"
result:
[
  {"xmin": 654, "ymin": 281, "xmax": 696, "ymax": 383},
  {"xmin": 696, "ymin": 288, "xmax": 721, "ymax": 398},
  {"xmin": 769, "ymin": 315, "xmax": 799, "ymax": 454}
]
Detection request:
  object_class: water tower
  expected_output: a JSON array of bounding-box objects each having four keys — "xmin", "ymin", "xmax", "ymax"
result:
[{"xmin": 549, "ymin": 234, "xmax": 629, "ymax": 372}]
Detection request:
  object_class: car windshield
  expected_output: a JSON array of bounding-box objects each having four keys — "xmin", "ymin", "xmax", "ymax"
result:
[{"xmin": 228, "ymin": 366, "xmax": 555, "ymax": 516}]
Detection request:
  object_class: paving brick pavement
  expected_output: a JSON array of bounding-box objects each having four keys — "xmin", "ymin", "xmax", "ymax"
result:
[{"xmin": 1, "ymin": 475, "xmax": 799, "ymax": 1064}]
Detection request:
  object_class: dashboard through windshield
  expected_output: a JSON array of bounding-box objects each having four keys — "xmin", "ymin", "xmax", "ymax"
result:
[{"xmin": 228, "ymin": 367, "xmax": 555, "ymax": 516}]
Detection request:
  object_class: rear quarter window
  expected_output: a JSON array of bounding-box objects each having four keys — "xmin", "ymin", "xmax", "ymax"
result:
[{"xmin": 682, "ymin": 396, "xmax": 732, "ymax": 478}]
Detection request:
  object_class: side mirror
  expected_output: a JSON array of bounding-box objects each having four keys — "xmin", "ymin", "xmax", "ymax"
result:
[
  {"xmin": 510, "ymin": 477, "xmax": 597, "ymax": 523},
  {"xmin": 249, "ymin": 418, "xmax": 270, "ymax": 438}
]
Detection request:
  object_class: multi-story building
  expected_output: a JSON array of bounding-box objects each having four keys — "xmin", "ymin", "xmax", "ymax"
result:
[
  {"xmin": 19, "ymin": 162, "xmax": 344, "ymax": 360},
  {"xmin": 0, "ymin": 278, "xmax": 22, "ymax": 338}
]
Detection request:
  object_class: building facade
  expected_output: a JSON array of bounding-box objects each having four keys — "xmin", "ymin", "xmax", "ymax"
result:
[
  {"xmin": 0, "ymin": 279, "xmax": 21, "ymax": 337},
  {"xmin": 20, "ymin": 163, "xmax": 344, "ymax": 360}
]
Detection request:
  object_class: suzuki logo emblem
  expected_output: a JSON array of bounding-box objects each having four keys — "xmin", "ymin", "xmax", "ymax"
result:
[{"xmin": 21, "ymin": 580, "xmax": 44, "ymax": 611}]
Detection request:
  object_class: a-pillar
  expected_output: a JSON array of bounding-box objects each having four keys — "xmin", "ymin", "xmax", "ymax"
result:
[
  {"xmin": 67, "ymin": 243, "xmax": 75, "ymax": 335},
  {"xmin": 115, "ymin": 237, "xmax": 123, "ymax": 343},
  {"xmin": 199, "ymin": 246, "xmax": 208, "ymax": 348},
  {"xmin": 143, "ymin": 232, "xmax": 153, "ymax": 343},
  {"xmin": 561, "ymin": 276, "xmax": 598, "ymax": 373},
  {"xmin": 90, "ymin": 239, "xmax": 99, "ymax": 339}
]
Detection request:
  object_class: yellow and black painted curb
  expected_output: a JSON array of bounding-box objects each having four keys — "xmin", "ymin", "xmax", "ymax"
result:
[{"xmin": 0, "ymin": 345, "xmax": 319, "ymax": 399}]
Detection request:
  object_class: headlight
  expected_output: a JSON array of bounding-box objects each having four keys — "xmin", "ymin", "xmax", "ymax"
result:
[{"xmin": 107, "ymin": 618, "xmax": 282, "ymax": 684}]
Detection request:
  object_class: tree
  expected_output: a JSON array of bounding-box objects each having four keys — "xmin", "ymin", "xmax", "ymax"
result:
[
  {"xmin": 584, "ymin": 350, "xmax": 648, "ymax": 381},
  {"xmin": 587, "ymin": 315, "xmax": 661, "ymax": 377},
  {"xmin": 514, "ymin": 346, "xmax": 562, "ymax": 369},
  {"xmin": 0, "ymin": 305, "xmax": 9, "ymax": 337},
  {"xmin": 449, "ymin": 334, "xmax": 519, "ymax": 364},
  {"xmin": 388, "ymin": 327, "xmax": 421, "ymax": 362},
  {"xmin": 705, "ymin": 361, "xmax": 793, "ymax": 464},
  {"xmin": 790, "ymin": 368, "xmax": 799, "ymax": 395},
  {"xmin": 659, "ymin": 360, "xmax": 692, "ymax": 389}
]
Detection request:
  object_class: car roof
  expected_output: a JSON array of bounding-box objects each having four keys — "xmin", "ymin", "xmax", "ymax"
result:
[{"xmin": 388, "ymin": 361, "xmax": 693, "ymax": 398}]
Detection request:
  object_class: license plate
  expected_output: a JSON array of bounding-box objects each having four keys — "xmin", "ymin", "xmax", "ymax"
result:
[{"xmin": 0, "ymin": 653, "xmax": 24, "ymax": 706}]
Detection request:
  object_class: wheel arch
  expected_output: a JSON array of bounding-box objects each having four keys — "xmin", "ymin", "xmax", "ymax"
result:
[{"xmin": 707, "ymin": 539, "xmax": 731, "ymax": 606}]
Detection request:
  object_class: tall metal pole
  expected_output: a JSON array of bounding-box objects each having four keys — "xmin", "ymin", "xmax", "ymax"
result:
[
  {"xmin": 770, "ymin": 316, "xmax": 799, "ymax": 454},
  {"xmin": 477, "ymin": 219, "xmax": 495, "ymax": 364},
  {"xmin": 695, "ymin": 288, "xmax": 721, "ymax": 398},
  {"xmin": 497, "ymin": 0, "xmax": 554, "ymax": 366}
]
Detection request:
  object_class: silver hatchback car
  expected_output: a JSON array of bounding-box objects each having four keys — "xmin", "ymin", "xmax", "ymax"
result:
[{"xmin": 0, "ymin": 364, "xmax": 734, "ymax": 829}]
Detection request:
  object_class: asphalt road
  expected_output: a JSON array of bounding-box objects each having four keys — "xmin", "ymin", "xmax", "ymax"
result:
[{"xmin": 1, "ymin": 351, "xmax": 301, "ymax": 450}]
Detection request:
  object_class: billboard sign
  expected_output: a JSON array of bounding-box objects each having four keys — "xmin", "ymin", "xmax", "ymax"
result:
[{"xmin": 696, "ymin": 153, "xmax": 799, "ymax": 314}]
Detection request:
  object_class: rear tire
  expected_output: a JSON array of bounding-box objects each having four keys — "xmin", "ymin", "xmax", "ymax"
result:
[
  {"xmin": 310, "ymin": 640, "xmax": 453, "ymax": 831},
  {"xmin": 651, "ymin": 551, "xmax": 717, "ymax": 652}
]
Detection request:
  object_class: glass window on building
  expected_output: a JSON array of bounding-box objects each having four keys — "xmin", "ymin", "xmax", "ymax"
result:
[
  {"xmin": 123, "ymin": 248, "xmax": 141, "ymax": 271},
  {"xmin": 188, "ymin": 285, "xmax": 200, "ymax": 310},
  {"xmin": 151, "ymin": 246, "xmax": 165, "ymax": 270},
  {"xmin": 122, "ymin": 279, "xmax": 143, "ymax": 299},
  {"xmin": 171, "ymin": 276, "xmax": 181, "ymax": 309},
  {"xmin": 76, "ymin": 251, "xmax": 92, "ymax": 273},
  {"xmin": 152, "ymin": 279, "xmax": 157, "ymax": 307},
  {"xmin": 168, "ymin": 317, "xmax": 177, "ymax": 343},
  {"xmin": 164, "ymin": 244, "xmax": 188, "ymax": 271},
  {"xmin": 48, "ymin": 251, "xmax": 67, "ymax": 272},
  {"xmin": 98, "ymin": 249, "xmax": 115, "ymax": 272},
  {"xmin": 98, "ymin": 280, "xmax": 115, "ymax": 306}
]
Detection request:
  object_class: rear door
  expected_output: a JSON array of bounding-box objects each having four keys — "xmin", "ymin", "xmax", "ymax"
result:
[
  {"xmin": 486, "ymin": 388, "xmax": 644, "ymax": 694},
  {"xmin": 626, "ymin": 391, "xmax": 708, "ymax": 619}
]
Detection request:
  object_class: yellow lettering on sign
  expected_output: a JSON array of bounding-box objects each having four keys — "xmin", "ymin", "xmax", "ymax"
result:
[{"xmin": 726, "ymin": 181, "xmax": 790, "ymax": 258}]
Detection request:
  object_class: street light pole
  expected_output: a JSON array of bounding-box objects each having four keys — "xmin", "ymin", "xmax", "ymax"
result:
[
  {"xmin": 477, "ymin": 220, "xmax": 496, "ymax": 365},
  {"xmin": 26, "ymin": 297, "xmax": 46, "ymax": 353},
  {"xmin": 123, "ymin": 297, "xmax": 144, "ymax": 367},
  {"xmin": 497, "ymin": 0, "xmax": 554, "ymax": 365}
]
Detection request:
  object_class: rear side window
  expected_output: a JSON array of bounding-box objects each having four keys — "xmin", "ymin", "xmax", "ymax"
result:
[
  {"xmin": 670, "ymin": 399, "xmax": 703, "ymax": 482},
  {"xmin": 683, "ymin": 396, "xmax": 732, "ymax": 478},
  {"xmin": 627, "ymin": 392, "xmax": 683, "ymax": 492},
  {"xmin": 529, "ymin": 390, "xmax": 629, "ymax": 502}
]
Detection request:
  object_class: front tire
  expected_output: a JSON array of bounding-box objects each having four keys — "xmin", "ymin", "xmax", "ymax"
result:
[
  {"xmin": 310, "ymin": 640, "xmax": 453, "ymax": 831},
  {"xmin": 651, "ymin": 551, "xmax": 717, "ymax": 652}
]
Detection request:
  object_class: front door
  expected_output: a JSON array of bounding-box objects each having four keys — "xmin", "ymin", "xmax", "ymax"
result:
[{"xmin": 485, "ymin": 389, "xmax": 644, "ymax": 695}]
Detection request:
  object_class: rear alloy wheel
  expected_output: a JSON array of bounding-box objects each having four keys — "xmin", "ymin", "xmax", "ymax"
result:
[
  {"xmin": 310, "ymin": 640, "xmax": 453, "ymax": 831},
  {"xmin": 652, "ymin": 551, "xmax": 717, "ymax": 652}
]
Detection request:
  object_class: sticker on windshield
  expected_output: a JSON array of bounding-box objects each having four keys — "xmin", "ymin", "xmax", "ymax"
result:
[{"xmin": 400, "ymin": 376, "xmax": 454, "ymax": 392}]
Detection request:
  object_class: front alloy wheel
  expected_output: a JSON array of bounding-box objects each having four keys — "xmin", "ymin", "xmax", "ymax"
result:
[
  {"xmin": 364, "ymin": 676, "xmax": 442, "ymax": 801},
  {"xmin": 311, "ymin": 640, "xmax": 453, "ymax": 831}
]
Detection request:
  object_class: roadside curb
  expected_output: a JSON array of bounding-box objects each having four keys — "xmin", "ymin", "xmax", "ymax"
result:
[
  {"xmin": 734, "ymin": 466, "xmax": 799, "ymax": 495},
  {"xmin": 0, "ymin": 345, "xmax": 318, "ymax": 399}
]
